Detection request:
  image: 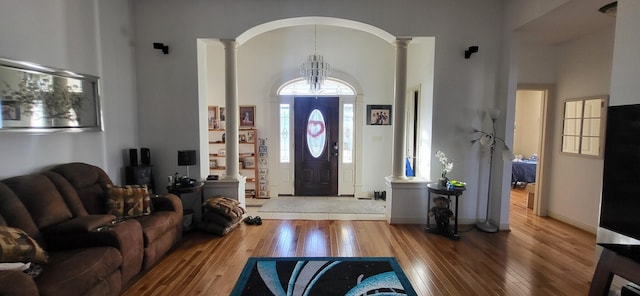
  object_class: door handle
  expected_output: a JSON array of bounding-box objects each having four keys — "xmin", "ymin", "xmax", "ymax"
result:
[{"xmin": 333, "ymin": 142, "xmax": 339, "ymax": 157}]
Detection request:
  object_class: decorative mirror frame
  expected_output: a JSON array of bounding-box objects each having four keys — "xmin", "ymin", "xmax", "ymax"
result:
[{"xmin": 0, "ymin": 57, "xmax": 102, "ymax": 133}]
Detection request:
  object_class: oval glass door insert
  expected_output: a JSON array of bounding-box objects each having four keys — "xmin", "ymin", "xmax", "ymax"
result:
[{"xmin": 307, "ymin": 109, "xmax": 326, "ymax": 158}]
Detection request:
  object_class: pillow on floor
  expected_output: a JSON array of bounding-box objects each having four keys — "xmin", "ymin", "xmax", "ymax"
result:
[
  {"xmin": 0, "ymin": 225, "xmax": 48, "ymax": 264},
  {"xmin": 202, "ymin": 196, "xmax": 245, "ymax": 220},
  {"xmin": 106, "ymin": 185, "xmax": 152, "ymax": 218}
]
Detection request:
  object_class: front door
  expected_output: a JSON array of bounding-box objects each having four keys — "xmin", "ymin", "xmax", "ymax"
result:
[{"xmin": 294, "ymin": 97, "xmax": 339, "ymax": 196}]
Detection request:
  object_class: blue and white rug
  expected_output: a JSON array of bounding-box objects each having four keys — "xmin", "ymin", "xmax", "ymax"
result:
[{"xmin": 231, "ymin": 257, "xmax": 416, "ymax": 296}]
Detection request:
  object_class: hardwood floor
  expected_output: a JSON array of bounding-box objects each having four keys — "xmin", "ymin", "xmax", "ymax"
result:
[{"xmin": 123, "ymin": 189, "xmax": 597, "ymax": 295}]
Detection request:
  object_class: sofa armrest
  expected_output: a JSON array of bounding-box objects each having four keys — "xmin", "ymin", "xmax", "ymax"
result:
[
  {"xmin": 45, "ymin": 215, "xmax": 115, "ymax": 234},
  {"xmin": 152, "ymin": 193, "xmax": 183, "ymax": 213},
  {"xmin": 0, "ymin": 270, "xmax": 38, "ymax": 295},
  {"xmin": 44, "ymin": 219, "xmax": 143, "ymax": 284}
]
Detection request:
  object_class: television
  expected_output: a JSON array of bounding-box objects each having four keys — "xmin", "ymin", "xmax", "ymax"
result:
[{"xmin": 600, "ymin": 104, "xmax": 640, "ymax": 242}]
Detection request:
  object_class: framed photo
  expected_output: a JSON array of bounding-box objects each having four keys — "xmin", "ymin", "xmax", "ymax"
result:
[
  {"xmin": 243, "ymin": 157, "xmax": 255, "ymax": 169},
  {"xmin": 208, "ymin": 106, "xmax": 218, "ymax": 130},
  {"xmin": 240, "ymin": 105, "xmax": 256, "ymax": 128},
  {"xmin": 366, "ymin": 105, "xmax": 392, "ymax": 125},
  {"xmin": 219, "ymin": 107, "xmax": 226, "ymax": 121},
  {"xmin": 0, "ymin": 57, "xmax": 102, "ymax": 132},
  {"xmin": 247, "ymin": 130, "xmax": 255, "ymax": 143},
  {"xmin": 239, "ymin": 134, "xmax": 247, "ymax": 143},
  {"xmin": 209, "ymin": 159, "xmax": 217, "ymax": 169}
]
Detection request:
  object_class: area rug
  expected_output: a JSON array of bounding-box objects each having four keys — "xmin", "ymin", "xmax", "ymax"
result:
[
  {"xmin": 258, "ymin": 197, "xmax": 385, "ymax": 214},
  {"xmin": 230, "ymin": 257, "xmax": 416, "ymax": 296}
]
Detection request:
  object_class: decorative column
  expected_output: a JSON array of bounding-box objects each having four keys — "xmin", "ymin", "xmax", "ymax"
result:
[
  {"xmin": 391, "ymin": 38, "xmax": 412, "ymax": 179},
  {"xmin": 385, "ymin": 38, "xmax": 428, "ymax": 225},
  {"xmin": 206, "ymin": 39, "xmax": 245, "ymax": 208},
  {"xmin": 220, "ymin": 39, "xmax": 240, "ymax": 180}
]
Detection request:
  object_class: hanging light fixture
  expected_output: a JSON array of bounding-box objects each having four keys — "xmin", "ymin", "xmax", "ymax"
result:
[{"xmin": 300, "ymin": 25, "xmax": 331, "ymax": 92}]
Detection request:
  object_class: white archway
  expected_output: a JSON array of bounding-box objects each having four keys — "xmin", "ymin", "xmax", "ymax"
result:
[{"xmin": 236, "ymin": 17, "xmax": 396, "ymax": 46}]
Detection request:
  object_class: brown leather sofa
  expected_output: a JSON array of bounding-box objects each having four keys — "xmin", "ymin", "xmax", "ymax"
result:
[{"xmin": 0, "ymin": 162, "xmax": 183, "ymax": 296}]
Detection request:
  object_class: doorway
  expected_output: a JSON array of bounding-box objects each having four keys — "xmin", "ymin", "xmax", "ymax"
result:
[
  {"xmin": 512, "ymin": 86, "xmax": 552, "ymax": 216},
  {"xmin": 294, "ymin": 96, "xmax": 340, "ymax": 195}
]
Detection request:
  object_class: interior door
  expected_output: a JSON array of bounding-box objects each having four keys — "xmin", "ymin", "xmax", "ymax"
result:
[{"xmin": 294, "ymin": 96, "xmax": 339, "ymax": 196}]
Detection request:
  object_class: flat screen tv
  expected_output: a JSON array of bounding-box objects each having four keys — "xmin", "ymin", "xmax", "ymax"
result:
[{"xmin": 600, "ymin": 104, "xmax": 640, "ymax": 242}]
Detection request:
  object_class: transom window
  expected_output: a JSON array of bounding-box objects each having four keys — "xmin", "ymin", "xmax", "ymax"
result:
[{"xmin": 278, "ymin": 78, "xmax": 355, "ymax": 96}]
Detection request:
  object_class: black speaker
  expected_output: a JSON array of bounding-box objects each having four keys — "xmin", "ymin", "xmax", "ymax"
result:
[
  {"xmin": 129, "ymin": 149, "xmax": 138, "ymax": 166},
  {"xmin": 178, "ymin": 150, "xmax": 197, "ymax": 166},
  {"xmin": 141, "ymin": 148, "xmax": 151, "ymax": 165}
]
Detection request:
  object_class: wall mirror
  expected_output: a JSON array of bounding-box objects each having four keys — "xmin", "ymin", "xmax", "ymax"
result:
[{"xmin": 0, "ymin": 57, "xmax": 101, "ymax": 132}]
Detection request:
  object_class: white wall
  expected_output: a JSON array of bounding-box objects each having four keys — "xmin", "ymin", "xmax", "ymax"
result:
[
  {"xmin": 547, "ymin": 27, "xmax": 614, "ymax": 232},
  {"xmin": 0, "ymin": 0, "xmax": 138, "ymax": 181},
  {"xmin": 133, "ymin": 0, "xmax": 506, "ymax": 223}
]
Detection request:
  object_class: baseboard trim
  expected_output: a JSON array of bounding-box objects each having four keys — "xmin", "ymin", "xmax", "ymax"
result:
[{"xmin": 548, "ymin": 211, "xmax": 597, "ymax": 234}]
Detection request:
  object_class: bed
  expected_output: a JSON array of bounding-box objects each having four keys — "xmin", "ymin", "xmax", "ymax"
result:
[{"xmin": 511, "ymin": 159, "xmax": 537, "ymax": 186}]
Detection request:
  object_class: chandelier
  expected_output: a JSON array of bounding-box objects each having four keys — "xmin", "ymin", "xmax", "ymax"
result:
[{"xmin": 300, "ymin": 25, "xmax": 331, "ymax": 92}]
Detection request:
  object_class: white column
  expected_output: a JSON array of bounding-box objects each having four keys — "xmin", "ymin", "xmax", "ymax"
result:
[
  {"xmin": 221, "ymin": 39, "xmax": 240, "ymax": 179},
  {"xmin": 391, "ymin": 38, "xmax": 412, "ymax": 179}
]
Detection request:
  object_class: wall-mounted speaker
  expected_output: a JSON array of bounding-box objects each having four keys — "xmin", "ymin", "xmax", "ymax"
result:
[
  {"xmin": 141, "ymin": 148, "xmax": 151, "ymax": 165},
  {"xmin": 129, "ymin": 149, "xmax": 138, "ymax": 167}
]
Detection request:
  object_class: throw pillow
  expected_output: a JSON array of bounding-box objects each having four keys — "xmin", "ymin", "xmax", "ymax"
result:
[
  {"xmin": 202, "ymin": 196, "xmax": 245, "ymax": 220},
  {"xmin": 106, "ymin": 185, "xmax": 152, "ymax": 218},
  {"xmin": 0, "ymin": 225, "xmax": 48, "ymax": 264}
]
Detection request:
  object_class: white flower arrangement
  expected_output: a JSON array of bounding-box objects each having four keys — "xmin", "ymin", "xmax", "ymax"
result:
[{"xmin": 435, "ymin": 150, "xmax": 453, "ymax": 179}]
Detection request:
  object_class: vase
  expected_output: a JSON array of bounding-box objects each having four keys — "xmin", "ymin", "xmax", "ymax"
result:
[{"xmin": 439, "ymin": 177, "xmax": 448, "ymax": 188}]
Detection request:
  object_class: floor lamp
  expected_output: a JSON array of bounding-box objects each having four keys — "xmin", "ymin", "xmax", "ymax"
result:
[{"xmin": 471, "ymin": 110, "xmax": 509, "ymax": 233}]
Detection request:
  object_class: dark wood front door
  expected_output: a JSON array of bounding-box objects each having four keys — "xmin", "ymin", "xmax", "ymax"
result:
[{"xmin": 294, "ymin": 97, "xmax": 339, "ymax": 196}]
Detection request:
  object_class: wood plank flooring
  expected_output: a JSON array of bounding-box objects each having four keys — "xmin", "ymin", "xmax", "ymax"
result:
[{"xmin": 123, "ymin": 189, "xmax": 597, "ymax": 295}]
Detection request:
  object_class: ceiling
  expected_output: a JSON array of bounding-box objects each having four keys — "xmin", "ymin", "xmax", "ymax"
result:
[{"xmin": 514, "ymin": 0, "xmax": 616, "ymax": 45}]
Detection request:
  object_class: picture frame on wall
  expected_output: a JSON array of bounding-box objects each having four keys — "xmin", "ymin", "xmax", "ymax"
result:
[
  {"xmin": 208, "ymin": 106, "xmax": 218, "ymax": 130},
  {"xmin": 366, "ymin": 105, "xmax": 392, "ymax": 125},
  {"xmin": 0, "ymin": 57, "xmax": 102, "ymax": 132},
  {"xmin": 240, "ymin": 105, "xmax": 256, "ymax": 128}
]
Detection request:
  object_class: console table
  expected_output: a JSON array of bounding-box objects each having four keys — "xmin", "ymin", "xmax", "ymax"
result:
[{"xmin": 426, "ymin": 182, "xmax": 465, "ymax": 240}]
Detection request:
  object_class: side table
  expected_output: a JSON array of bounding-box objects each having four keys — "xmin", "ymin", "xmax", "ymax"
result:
[
  {"xmin": 426, "ymin": 182, "xmax": 466, "ymax": 240},
  {"xmin": 589, "ymin": 243, "xmax": 640, "ymax": 296},
  {"xmin": 167, "ymin": 182, "xmax": 205, "ymax": 230}
]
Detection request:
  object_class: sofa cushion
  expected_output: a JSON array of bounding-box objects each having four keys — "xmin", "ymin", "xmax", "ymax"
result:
[
  {"xmin": 50, "ymin": 162, "xmax": 114, "ymax": 215},
  {"xmin": 133, "ymin": 212, "xmax": 175, "ymax": 246},
  {"xmin": 42, "ymin": 171, "xmax": 89, "ymax": 218},
  {"xmin": 0, "ymin": 182, "xmax": 41, "ymax": 241},
  {"xmin": 202, "ymin": 196, "xmax": 245, "ymax": 220},
  {"xmin": 106, "ymin": 185, "xmax": 152, "ymax": 218},
  {"xmin": 0, "ymin": 225, "xmax": 48, "ymax": 264},
  {"xmin": 35, "ymin": 246, "xmax": 122, "ymax": 296},
  {"xmin": 2, "ymin": 174, "xmax": 72, "ymax": 229}
]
